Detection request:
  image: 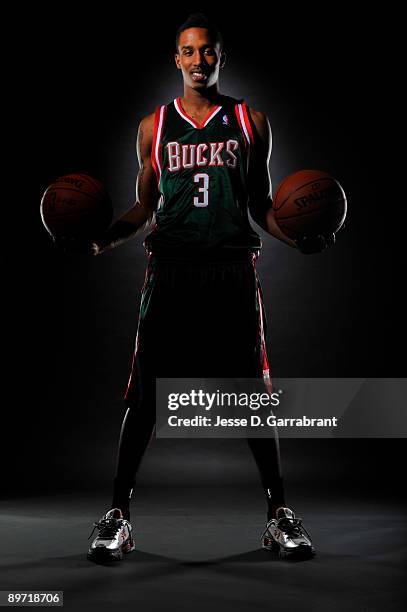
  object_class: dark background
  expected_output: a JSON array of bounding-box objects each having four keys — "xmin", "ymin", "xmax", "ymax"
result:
[{"xmin": 29, "ymin": 6, "xmax": 404, "ymax": 499}]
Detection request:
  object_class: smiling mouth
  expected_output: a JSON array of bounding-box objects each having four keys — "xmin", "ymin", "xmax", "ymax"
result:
[{"xmin": 191, "ymin": 71, "xmax": 208, "ymax": 82}]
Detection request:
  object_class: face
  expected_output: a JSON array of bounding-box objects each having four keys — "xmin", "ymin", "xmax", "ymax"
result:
[{"xmin": 175, "ymin": 27, "xmax": 225, "ymax": 89}]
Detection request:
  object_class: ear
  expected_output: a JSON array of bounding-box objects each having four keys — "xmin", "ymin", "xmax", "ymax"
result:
[
  {"xmin": 220, "ymin": 52, "xmax": 226, "ymax": 69},
  {"xmin": 174, "ymin": 53, "xmax": 182, "ymax": 70}
]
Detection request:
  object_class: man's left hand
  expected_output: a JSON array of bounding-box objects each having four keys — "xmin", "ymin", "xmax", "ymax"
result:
[{"xmin": 295, "ymin": 232, "xmax": 336, "ymax": 255}]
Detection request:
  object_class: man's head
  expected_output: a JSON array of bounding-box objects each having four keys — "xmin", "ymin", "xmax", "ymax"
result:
[{"xmin": 175, "ymin": 13, "xmax": 225, "ymax": 90}]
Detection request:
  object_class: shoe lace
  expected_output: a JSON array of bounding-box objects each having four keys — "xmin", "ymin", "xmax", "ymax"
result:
[
  {"xmin": 261, "ymin": 516, "xmax": 312, "ymax": 541},
  {"xmin": 87, "ymin": 518, "xmax": 122, "ymax": 541},
  {"xmin": 277, "ymin": 517, "xmax": 306, "ymax": 538}
]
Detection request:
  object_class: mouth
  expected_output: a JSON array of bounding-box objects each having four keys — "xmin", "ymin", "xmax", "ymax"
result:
[{"xmin": 191, "ymin": 71, "xmax": 209, "ymax": 83}]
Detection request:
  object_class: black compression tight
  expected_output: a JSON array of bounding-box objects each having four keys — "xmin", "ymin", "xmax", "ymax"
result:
[{"xmin": 111, "ymin": 404, "xmax": 286, "ymax": 521}]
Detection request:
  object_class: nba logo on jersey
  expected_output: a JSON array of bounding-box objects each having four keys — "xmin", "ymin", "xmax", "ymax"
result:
[{"xmin": 222, "ymin": 114, "xmax": 229, "ymax": 126}]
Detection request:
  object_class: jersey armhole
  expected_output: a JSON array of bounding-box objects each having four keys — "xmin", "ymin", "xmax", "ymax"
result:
[
  {"xmin": 234, "ymin": 101, "xmax": 254, "ymax": 148},
  {"xmin": 151, "ymin": 105, "xmax": 167, "ymax": 186}
]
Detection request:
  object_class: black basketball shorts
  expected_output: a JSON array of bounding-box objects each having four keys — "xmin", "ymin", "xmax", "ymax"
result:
[{"xmin": 124, "ymin": 252, "xmax": 270, "ymax": 409}]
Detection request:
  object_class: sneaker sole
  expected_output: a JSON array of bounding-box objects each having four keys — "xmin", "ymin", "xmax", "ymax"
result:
[{"xmin": 262, "ymin": 539, "xmax": 315, "ymax": 559}]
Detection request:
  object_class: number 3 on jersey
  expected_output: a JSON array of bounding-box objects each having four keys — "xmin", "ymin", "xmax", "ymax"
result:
[{"xmin": 193, "ymin": 173, "xmax": 209, "ymax": 207}]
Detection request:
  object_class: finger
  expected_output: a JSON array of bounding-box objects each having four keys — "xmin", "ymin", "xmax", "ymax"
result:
[{"xmin": 324, "ymin": 233, "xmax": 336, "ymax": 248}]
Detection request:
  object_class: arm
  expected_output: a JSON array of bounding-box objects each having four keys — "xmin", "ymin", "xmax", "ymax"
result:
[
  {"xmin": 247, "ymin": 109, "xmax": 297, "ymax": 249},
  {"xmin": 94, "ymin": 112, "xmax": 160, "ymax": 255},
  {"xmin": 247, "ymin": 109, "xmax": 335, "ymax": 254}
]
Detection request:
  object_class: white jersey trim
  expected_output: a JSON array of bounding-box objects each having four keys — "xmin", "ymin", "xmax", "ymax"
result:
[{"xmin": 237, "ymin": 104, "xmax": 251, "ymax": 146}]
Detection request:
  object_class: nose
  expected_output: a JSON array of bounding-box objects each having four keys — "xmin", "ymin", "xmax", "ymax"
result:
[{"xmin": 192, "ymin": 49, "xmax": 205, "ymax": 65}]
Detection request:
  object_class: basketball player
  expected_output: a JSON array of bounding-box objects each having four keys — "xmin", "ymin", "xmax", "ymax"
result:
[{"xmin": 80, "ymin": 14, "xmax": 335, "ymax": 562}]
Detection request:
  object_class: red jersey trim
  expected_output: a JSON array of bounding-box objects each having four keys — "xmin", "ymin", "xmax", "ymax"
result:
[{"xmin": 234, "ymin": 103, "xmax": 247, "ymax": 149}]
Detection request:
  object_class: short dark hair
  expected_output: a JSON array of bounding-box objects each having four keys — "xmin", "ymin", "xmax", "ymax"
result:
[{"xmin": 175, "ymin": 13, "xmax": 223, "ymax": 51}]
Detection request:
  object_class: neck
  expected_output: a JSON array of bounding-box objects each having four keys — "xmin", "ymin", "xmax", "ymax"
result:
[{"xmin": 182, "ymin": 83, "xmax": 222, "ymax": 109}]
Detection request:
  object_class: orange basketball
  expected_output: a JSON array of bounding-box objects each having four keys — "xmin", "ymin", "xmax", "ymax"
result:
[
  {"xmin": 40, "ymin": 173, "xmax": 113, "ymax": 240},
  {"xmin": 272, "ymin": 170, "xmax": 347, "ymax": 240}
]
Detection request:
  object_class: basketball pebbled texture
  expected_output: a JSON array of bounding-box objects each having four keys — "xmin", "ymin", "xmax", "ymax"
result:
[{"xmin": 272, "ymin": 169, "xmax": 347, "ymax": 239}]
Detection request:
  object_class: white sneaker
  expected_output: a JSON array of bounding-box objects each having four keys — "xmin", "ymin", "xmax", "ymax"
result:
[
  {"xmin": 261, "ymin": 506, "xmax": 315, "ymax": 558},
  {"xmin": 87, "ymin": 508, "xmax": 135, "ymax": 562}
]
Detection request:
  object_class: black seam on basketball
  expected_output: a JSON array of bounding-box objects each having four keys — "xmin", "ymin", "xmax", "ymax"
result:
[{"xmin": 273, "ymin": 177, "xmax": 342, "ymax": 212}]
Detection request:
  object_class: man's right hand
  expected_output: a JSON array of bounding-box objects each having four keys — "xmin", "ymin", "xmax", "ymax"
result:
[{"xmin": 52, "ymin": 236, "xmax": 100, "ymax": 256}]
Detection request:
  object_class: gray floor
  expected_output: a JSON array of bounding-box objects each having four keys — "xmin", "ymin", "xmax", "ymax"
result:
[{"xmin": 1, "ymin": 487, "xmax": 406, "ymax": 611}]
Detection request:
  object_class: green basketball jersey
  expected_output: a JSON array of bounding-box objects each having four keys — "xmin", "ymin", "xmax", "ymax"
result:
[{"xmin": 143, "ymin": 95, "xmax": 262, "ymax": 257}]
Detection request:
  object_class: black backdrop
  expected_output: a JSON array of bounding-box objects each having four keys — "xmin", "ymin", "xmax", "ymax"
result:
[{"xmin": 29, "ymin": 6, "xmax": 404, "ymax": 498}]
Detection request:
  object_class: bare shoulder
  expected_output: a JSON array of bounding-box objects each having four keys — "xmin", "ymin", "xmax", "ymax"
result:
[
  {"xmin": 248, "ymin": 108, "xmax": 271, "ymax": 144},
  {"xmin": 137, "ymin": 112, "xmax": 156, "ymax": 157},
  {"xmin": 139, "ymin": 111, "xmax": 155, "ymax": 131},
  {"xmin": 248, "ymin": 108, "xmax": 268, "ymax": 123},
  {"xmin": 139, "ymin": 112, "xmax": 156, "ymax": 139}
]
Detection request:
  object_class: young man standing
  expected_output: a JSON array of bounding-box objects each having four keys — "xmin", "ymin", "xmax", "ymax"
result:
[{"xmin": 85, "ymin": 14, "xmax": 333, "ymax": 562}]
